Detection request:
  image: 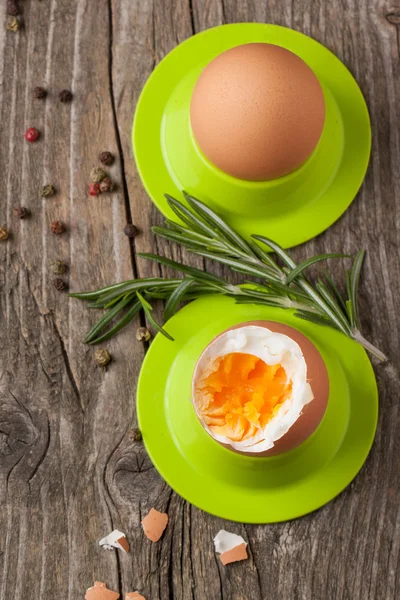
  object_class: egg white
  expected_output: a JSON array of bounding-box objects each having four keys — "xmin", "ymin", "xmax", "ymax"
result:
[{"xmin": 192, "ymin": 325, "xmax": 314, "ymax": 453}]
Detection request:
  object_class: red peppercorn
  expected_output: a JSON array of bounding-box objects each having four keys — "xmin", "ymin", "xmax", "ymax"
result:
[
  {"xmin": 24, "ymin": 127, "xmax": 40, "ymax": 142},
  {"xmin": 89, "ymin": 183, "xmax": 101, "ymax": 196}
]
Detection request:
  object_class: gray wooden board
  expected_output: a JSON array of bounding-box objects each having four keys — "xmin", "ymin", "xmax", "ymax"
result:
[{"xmin": 1, "ymin": 0, "xmax": 399, "ymax": 598}]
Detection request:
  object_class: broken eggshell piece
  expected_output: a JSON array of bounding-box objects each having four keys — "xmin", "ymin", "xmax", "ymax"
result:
[
  {"xmin": 85, "ymin": 582, "xmax": 120, "ymax": 600},
  {"xmin": 99, "ymin": 529, "xmax": 129, "ymax": 553},
  {"xmin": 141, "ymin": 508, "xmax": 168, "ymax": 542},
  {"xmin": 192, "ymin": 321, "xmax": 329, "ymax": 456},
  {"xmin": 214, "ymin": 530, "xmax": 248, "ymax": 566}
]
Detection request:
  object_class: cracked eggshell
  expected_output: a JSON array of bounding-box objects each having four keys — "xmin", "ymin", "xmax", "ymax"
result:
[{"xmin": 192, "ymin": 321, "xmax": 329, "ymax": 457}]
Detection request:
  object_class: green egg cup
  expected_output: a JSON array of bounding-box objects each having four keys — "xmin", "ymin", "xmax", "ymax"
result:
[
  {"xmin": 133, "ymin": 23, "xmax": 371, "ymax": 248},
  {"xmin": 137, "ymin": 297, "xmax": 378, "ymax": 524}
]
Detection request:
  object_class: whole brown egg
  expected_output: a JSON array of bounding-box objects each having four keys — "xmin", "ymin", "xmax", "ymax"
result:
[{"xmin": 190, "ymin": 43, "xmax": 326, "ymax": 181}]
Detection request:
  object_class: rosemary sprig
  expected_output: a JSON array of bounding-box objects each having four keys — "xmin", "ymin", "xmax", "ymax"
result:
[{"xmin": 70, "ymin": 193, "xmax": 386, "ymax": 361}]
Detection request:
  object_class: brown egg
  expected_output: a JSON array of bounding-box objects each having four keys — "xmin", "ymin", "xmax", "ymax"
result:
[
  {"xmin": 192, "ymin": 321, "xmax": 329, "ymax": 457},
  {"xmin": 190, "ymin": 43, "xmax": 325, "ymax": 181}
]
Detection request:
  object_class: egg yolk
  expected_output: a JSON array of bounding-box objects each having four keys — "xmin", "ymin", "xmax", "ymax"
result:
[{"xmin": 196, "ymin": 352, "xmax": 292, "ymax": 442}]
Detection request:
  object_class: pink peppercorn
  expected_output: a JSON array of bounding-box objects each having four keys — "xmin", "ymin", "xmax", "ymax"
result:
[
  {"xmin": 24, "ymin": 127, "xmax": 40, "ymax": 142},
  {"xmin": 89, "ymin": 182, "xmax": 101, "ymax": 196}
]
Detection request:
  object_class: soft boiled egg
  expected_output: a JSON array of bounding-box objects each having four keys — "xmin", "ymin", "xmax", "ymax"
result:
[
  {"xmin": 192, "ymin": 321, "xmax": 329, "ymax": 456},
  {"xmin": 190, "ymin": 43, "xmax": 326, "ymax": 181}
]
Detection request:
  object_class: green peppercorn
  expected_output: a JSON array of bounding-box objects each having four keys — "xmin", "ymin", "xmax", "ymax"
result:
[
  {"xmin": 94, "ymin": 348, "xmax": 112, "ymax": 371},
  {"xmin": 40, "ymin": 184, "xmax": 56, "ymax": 198}
]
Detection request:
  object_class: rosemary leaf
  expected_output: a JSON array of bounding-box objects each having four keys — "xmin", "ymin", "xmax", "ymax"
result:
[
  {"xmin": 315, "ymin": 280, "xmax": 352, "ymax": 335},
  {"xmin": 85, "ymin": 293, "xmax": 135, "ymax": 343},
  {"xmin": 348, "ymin": 249, "xmax": 365, "ymax": 330},
  {"xmin": 184, "ymin": 192, "xmax": 255, "ymax": 256},
  {"xmin": 69, "ymin": 280, "xmax": 137, "ymax": 301},
  {"xmin": 138, "ymin": 253, "xmax": 226, "ymax": 283},
  {"xmin": 248, "ymin": 239, "xmax": 285, "ymax": 276},
  {"xmin": 285, "ymin": 253, "xmax": 351, "ymax": 284},
  {"xmin": 95, "ymin": 278, "xmax": 182, "ymax": 308},
  {"xmin": 323, "ymin": 270, "xmax": 347, "ymax": 313},
  {"xmin": 137, "ymin": 292, "xmax": 174, "ymax": 341},
  {"xmin": 294, "ymin": 310, "xmax": 341, "ymax": 330},
  {"xmin": 252, "ymin": 235, "xmax": 297, "ymax": 269},
  {"xmin": 164, "ymin": 278, "xmax": 195, "ymax": 322},
  {"xmin": 88, "ymin": 299, "xmax": 142, "ymax": 345},
  {"xmin": 165, "ymin": 194, "xmax": 216, "ymax": 238}
]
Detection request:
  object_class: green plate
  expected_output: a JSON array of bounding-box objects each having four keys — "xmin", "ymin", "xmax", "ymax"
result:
[
  {"xmin": 133, "ymin": 23, "xmax": 371, "ymax": 249},
  {"xmin": 137, "ymin": 296, "xmax": 378, "ymax": 523}
]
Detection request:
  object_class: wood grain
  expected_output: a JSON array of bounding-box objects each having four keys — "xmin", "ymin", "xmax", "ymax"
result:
[{"xmin": 1, "ymin": 0, "xmax": 399, "ymax": 599}]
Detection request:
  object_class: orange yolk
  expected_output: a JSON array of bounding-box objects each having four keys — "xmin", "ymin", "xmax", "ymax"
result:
[{"xmin": 197, "ymin": 352, "xmax": 292, "ymax": 442}]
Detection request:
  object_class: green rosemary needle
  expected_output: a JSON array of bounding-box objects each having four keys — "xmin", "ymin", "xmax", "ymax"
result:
[{"xmin": 70, "ymin": 193, "xmax": 386, "ymax": 361}]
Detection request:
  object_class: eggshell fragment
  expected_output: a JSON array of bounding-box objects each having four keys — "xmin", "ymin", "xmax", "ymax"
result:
[
  {"xmin": 85, "ymin": 582, "xmax": 120, "ymax": 600},
  {"xmin": 213, "ymin": 530, "xmax": 246, "ymax": 554},
  {"xmin": 141, "ymin": 508, "xmax": 168, "ymax": 542},
  {"xmin": 99, "ymin": 529, "xmax": 130, "ymax": 553},
  {"xmin": 125, "ymin": 593, "xmax": 146, "ymax": 600},
  {"xmin": 220, "ymin": 543, "xmax": 248, "ymax": 566}
]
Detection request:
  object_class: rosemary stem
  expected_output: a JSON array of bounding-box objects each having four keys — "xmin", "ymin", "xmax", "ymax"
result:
[{"xmin": 352, "ymin": 331, "xmax": 387, "ymax": 362}]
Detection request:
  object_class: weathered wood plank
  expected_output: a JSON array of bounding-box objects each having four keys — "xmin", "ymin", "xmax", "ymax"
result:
[{"xmin": 1, "ymin": 0, "xmax": 399, "ymax": 599}]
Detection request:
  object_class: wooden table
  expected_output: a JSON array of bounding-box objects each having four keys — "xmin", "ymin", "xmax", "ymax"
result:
[{"xmin": 1, "ymin": 1, "xmax": 399, "ymax": 598}]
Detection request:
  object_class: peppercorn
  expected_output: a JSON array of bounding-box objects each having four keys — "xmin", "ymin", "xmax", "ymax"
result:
[
  {"xmin": 40, "ymin": 184, "xmax": 56, "ymax": 198},
  {"xmin": 99, "ymin": 177, "xmax": 114, "ymax": 193},
  {"xmin": 50, "ymin": 220, "xmax": 65, "ymax": 234},
  {"xmin": 58, "ymin": 89, "xmax": 73, "ymax": 103},
  {"xmin": 53, "ymin": 277, "xmax": 66, "ymax": 291},
  {"xmin": 136, "ymin": 327, "xmax": 151, "ymax": 342},
  {"xmin": 50, "ymin": 260, "xmax": 67, "ymax": 275},
  {"xmin": 0, "ymin": 227, "xmax": 9, "ymax": 241},
  {"xmin": 124, "ymin": 224, "xmax": 138, "ymax": 238},
  {"xmin": 24, "ymin": 127, "xmax": 39, "ymax": 142},
  {"xmin": 89, "ymin": 183, "xmax": 101, "ymax": 196},
  {"xmin": 94, "ymin": 348, "xmax": 112, "ymax": 371},
  {"xmin": 7, "ymin": 0, "xmax": 21, "ymax": 16},
  {"xmin": 13, "ymin": 206, "xmax": 29, "ymax": 219},
  {"xmin": 99, "ymin": 151, "xmax": 115, "ymax": 166},
  {"xmin": 132, "ymin": 428, "xmax": 142, "ymax": 442},
  {"xmin": 33, "ymin": 86, "xmax": 47, "ymax": 99},
  {"xmin": 90, "ymin": 167, "xmax": 107, "ymax": 183},
  {"xmin": 7, "ymin": 16, "xmax": 21, "ymax": 31}
]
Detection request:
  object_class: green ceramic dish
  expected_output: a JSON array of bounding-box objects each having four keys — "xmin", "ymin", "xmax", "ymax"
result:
[
  {"xmin": 137, "ymin": 296, "xmax": 378, "ymax": 523},
  {"xmin": 133, "ymin": 23, "xmax": 371, "ymax": 249}
]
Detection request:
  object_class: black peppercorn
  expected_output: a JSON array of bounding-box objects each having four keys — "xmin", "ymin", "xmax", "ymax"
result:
[
  {"xmin": 58, "ymin": 89, "xmax": 73, "ymax": 103},
  {"xmin": 33, "ymin": 86, "xmax": 47, "ymax": 99},
  {"xmin": 99, "ymin": 151, "xmax": 115, "ymax": 166},
  {"xmin": 132, "ymin": 428, "xmax": 142, "ymax": 442},
  {"xmin": 53, "ymin": 278, "xmax": 66, "ymax": 291},
  {"xmin": 124, "ymin": 224, "xmax": 138, "ymax": 238},
  {"xmin": 99, "ymin": 177, "xmax": 114, "ymax": 193},
  {"xmin": 7, "ymin": 0, "xmax": 21, "ymax": 16},
  {"xmin": 50, "ymin": 220, "xmax": 65, "ymax": 234},
  {"xmin": 13, "ymin": 206, "xmax": 29, "ymax": 219}
]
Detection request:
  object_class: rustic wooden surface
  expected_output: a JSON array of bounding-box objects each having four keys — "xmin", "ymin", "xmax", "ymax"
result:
[{"xmin": 1, "ymin": 0, "xmax": 399, "ymax": 598}]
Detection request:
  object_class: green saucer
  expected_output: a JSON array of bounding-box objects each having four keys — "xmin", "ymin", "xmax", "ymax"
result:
[
  {"xmin": 136, "ymin": 296, "xmax": 378, "ymax": 523},
  {"xmin": 133, "ymin": 23, "xmax": 371, "ymax": 249}
]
